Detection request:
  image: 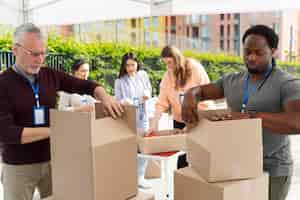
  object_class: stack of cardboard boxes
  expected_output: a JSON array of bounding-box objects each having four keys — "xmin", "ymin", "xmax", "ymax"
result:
[
  {"xmin": 174, "ymin": 110, "xmax": 269, "ymax": 200},
  {"xmin": 49, "ymin": 103, "xmax": 154, "ymax": 200}
]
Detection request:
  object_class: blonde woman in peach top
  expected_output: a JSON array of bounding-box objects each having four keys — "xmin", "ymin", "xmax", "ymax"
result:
[{"xmin": 153, "ymin": 45, "xmax": 211, "ymax": 168}]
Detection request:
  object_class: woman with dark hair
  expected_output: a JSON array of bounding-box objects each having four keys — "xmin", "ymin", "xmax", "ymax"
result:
[
  {"xmin": 114, "ymin": 52, "xmax": 152, "ymax": 189},
  {"xmin": 151, "ymin": 45, "xmax": 212, "ymax": 168},
  {"xmin": 114, "ymin": 52, "xmax": 152, "ymax": 104},
  {"xmin": 58, "ymin": 59, "xmax": 96, "ymax": 112}
]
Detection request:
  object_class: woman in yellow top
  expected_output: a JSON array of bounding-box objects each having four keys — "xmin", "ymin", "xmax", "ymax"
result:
[{"xmin": 153, "ymin": 45, "xmax": 211, "ymax": 168}]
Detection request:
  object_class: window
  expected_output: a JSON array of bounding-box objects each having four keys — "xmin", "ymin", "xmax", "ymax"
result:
[
  {"xmin": 144, "ymin": 17, "xmax": 150, "ymax": 29},
  {"xmin": 131, "ymin": 32, "xmax": 137, "ymax": 44},
  {"xmin": 131, "ymin": 19, "xmax": 136, "ymax": 28},
  {"xmin": 234, "ymin": 39, "xmax": 240, "ymax": 55},
  {"xmin": 234, "ymin": 24, "xmax": 239, "ymax": 37},
  {"xmin": 201, "ymin": 26, "xmax": 210, "ymax": 38},
  {"xmin": 227, "ymin": 40, "xmax": 230, "ymax": 51},
  {"xmin": 201, "ymin": 38, "xmax": 210, "ymax": 51},
  {"xmin": 186, "ymin": 27, "xmax": 190, "ymax": 37},
  {"xmin": 192, "ymin": 27, "xmax": 199, "ymax": 38},
  {"xmin": 152, "ymin": 32, "xmax": 159, "ymax": 47},
  {"xmin": 220, "ymin": 40, "xmax": 224, "ymax": 50},
  {"xmin": 191, "ymin": 15, "xmax": 200, "ymax": 24},
  {"xmin": 105, "ymin": 21, "xmax": 111, "ymax": 31},
  {"xmin": 220, "ymin": 14, "xmax": 225, "ymax": 20},
  {"xmin": 201, "ymin": 15, "xmax": 209, "ymax": 24},
  {"xmin": 171, "ymin": 16, "xmax": 176, "ymax": 26},
  {"xmin": 152, "ymin": 17, "xmax": 159, "ymax": 28},
  {"xmin": 144, "ymin": 31, "xmax": 150, "ymax": 46},
  {"xmin": 227, "ymin": 24, "xmax": 231, "ymax": 37},
  {"xmin": 116, "ymin": 20, "xmax": 122, "ymax": 32},
  {"xmin": 220, "ymin": 25, "xmax": 224, "ymax": 38},
  {"xmin": 234, "ymin": 14, "xmax": 240, "ymax": 20},
  {"xmin": 227, "ymin": 14, "xmax": 231, "ymax": 20}
]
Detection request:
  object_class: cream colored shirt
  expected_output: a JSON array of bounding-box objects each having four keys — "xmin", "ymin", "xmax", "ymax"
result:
[{"xmin": 155, "ymin": 58, "xmax": 211, "ymax": 122}]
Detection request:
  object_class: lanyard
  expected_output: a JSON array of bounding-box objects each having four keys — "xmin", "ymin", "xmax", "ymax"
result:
[
  {"xmin": 13, "ymin": 65, "xmax": 40, "ymax": 108},
  {"xmin": 241, "ymin": 65, "xmax": 273, "ymax": 113},
  {"xmin": 30, "ymin": 83, "xmax": 40, "ymax": 108}
]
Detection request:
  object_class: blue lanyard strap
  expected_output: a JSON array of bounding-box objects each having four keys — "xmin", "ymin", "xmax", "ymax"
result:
[
  {"xmin": 241, "ymin": 66, "xmax": 273, "ymax": 113},
  {"xmin": 30, "ymin": 83, "xmax": 40, "ymax": 107},
  {"xmin": 241, "ymin": 76, "xmax": 256, "ymax": 112}
]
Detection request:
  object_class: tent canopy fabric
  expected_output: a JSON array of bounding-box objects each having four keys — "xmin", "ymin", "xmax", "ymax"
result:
[{"xmin": 0, "ymin": 0, "xmax": 300, "ymax": 26}]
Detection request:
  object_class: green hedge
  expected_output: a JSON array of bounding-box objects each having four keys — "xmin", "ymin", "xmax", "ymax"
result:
[{"xmin": 1, "ymin": 33, "xmax": 300, "ymax": 95}]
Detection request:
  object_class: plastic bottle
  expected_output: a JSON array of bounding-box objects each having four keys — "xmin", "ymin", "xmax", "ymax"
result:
[{"xmin": 135, "ymin": 97, "xmax": 149, "ymax": 137}]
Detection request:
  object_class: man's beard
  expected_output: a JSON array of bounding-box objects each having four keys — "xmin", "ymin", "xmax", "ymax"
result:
[{"xmin": 247, "ymin": 67, "xmax": 260, "ymax": 74}]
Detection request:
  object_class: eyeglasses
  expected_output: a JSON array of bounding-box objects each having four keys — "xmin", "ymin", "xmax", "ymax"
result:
[{"xmin": 16, "ymin": 43, "xmax": 48, "ymax": 58}]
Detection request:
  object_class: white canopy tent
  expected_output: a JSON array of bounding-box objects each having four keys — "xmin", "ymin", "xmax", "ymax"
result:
[{"xmin": 0, "ymin": 0, "xmax": 300, "ymax": 26}]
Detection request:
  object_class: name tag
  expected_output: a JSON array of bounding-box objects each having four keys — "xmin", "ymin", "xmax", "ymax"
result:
[{"xmin": 33, "ymin": 106, "xmax": 46, "ymax": 126}]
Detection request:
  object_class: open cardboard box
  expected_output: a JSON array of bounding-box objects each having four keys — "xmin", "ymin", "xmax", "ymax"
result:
[
  {"xmin": 122, "ymin": 105, "xmax": 186, "ymax": 154},
  {"xmin": 50, "ymin": 103, "xmax": 137, "ymax": 200}
]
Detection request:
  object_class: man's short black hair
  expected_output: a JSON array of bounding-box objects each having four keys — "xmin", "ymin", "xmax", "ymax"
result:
[{"xmin": 242, "ymin": 25, "xmax": 279, "ymax": 49}]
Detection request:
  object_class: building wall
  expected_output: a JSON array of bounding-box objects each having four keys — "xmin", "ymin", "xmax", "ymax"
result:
[{"xmin": 55, "ymin": 11, "xmax": 300, "ymax": 62}]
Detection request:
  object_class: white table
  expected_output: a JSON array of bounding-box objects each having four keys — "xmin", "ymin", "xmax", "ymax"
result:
[{"xmin": 138, "ymin": 151, "xmax": 185, "ymax": 200}]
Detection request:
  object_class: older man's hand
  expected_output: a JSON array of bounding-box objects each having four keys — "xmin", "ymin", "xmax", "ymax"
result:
[
  {"xmin": 94, "ymin": 86, "xmax": 124, "ymax": 119},
  {"xmin": 102, "ymin": 95, "xmax": 124, "ymax": 119}
]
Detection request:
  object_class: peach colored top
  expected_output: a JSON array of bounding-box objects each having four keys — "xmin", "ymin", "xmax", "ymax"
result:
[{"xmin": 155, "ymin": 58, "xmax": 211, "ymax": 122}]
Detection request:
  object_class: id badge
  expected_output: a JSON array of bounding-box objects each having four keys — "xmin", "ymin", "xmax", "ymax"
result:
[{"xmin": 33, "ymin": 106, "xmax": 46, "ymax": 126}]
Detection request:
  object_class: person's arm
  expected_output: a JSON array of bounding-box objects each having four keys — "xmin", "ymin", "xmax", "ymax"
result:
[
  {"xmin": 155, "ymin": 74, "xmax": 171, "ymax": 116},
  {"xmin": 21, "ymin": 128, "xmax": 50, "ymax": 144},
  {"xmin": 191, "ymin": 59, "xmax": 215, "ymax": 110},
  {"xmin": 148, "ymin": 75, "xmax": 170, "ymax": 133},
  {"xmin": 182, "ymin": 84, "xmax": 224, "ymax": 124},
  {"xmin": 55, "ymin": 69, "xmax": 123, "ymax": 118},
  {"xmin": 246, "ymin": 79, "xmax": 300, "ymax": 134},
  {"xmin": 93, "ymin": 86, "xmax": 123, "ymax": 119},
  {"xmin": 114, "ymin": 79, "xmax": 123, "ymax": 102},
  {"xmin": 0, "ymin": 84, "xmax": 50, "ymax": 145},
  {"xmin": 254, "ymin": 102, "xmax": 300, "ymax": 134},
  {"xmin": 143, "ymin": 71, "xmax": 152, "ymax": 99},
  {"xmin": 222, "ymin": 79, "xmax": 300, "ymax": 134}
]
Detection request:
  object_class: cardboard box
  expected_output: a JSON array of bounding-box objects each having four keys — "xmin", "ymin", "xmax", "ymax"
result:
[
  {"xmin": 50, "ymin": 107, "xmax": 137, "ymax": 200},
  {"xmin": 174, "ymin": 167, "xmax": 268, "ymax": 200},
  {"xmin": 138, "ymin": 130, "xmax": 186, "ymax": 154},
  {"xmin": 122, "ymin": 105, "xmax": 186, "ymax": 154},
  {"xmin": 145, "ymin": 160, "xmax": 161, "ymax": 179},
  {"xmin": 127, "ymin": 191, "xmax": 155, "ymax": 200},
  {"xmin": 187, "ymin": 118, "xmax": 263, "ymax": 182}
]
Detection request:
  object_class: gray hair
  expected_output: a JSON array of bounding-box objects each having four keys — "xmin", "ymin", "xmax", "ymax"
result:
[{"xmin": 13, "ymin": 23, "xmax": 45, "ymax": 44}]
